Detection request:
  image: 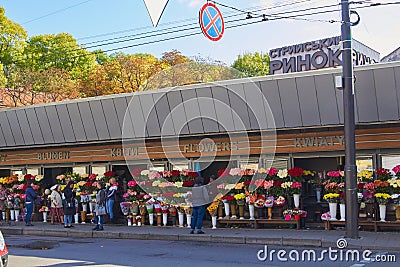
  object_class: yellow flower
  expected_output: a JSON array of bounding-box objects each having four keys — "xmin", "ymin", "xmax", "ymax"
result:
[
  {"xmin": 174, "ymin": 182, "xmax": 183, "ymax": 188},
  {"xmin": 173, "ymin": 193, "xmax": 182, "ymax": 198},
  {"xmin": 76, "ymin": 192, "xmax": 81, "ymax": 197},
  {"xmin": 234, "ymin": 193, "xmax": 246, "ymax": 200},
  {"xmin": 323, "ymin": 193, "xmax": 339, "ymax": 200},
  {"xmin": 61, "ymin": 185, "xmax": 66, "ymax": 191},
  {"xmin": 258, "ymin": 168, "xmax": 267, "ymax": 174},
  {"xmin": 234, "ymin": 182, "xmax": 244, "ymax": 190}
]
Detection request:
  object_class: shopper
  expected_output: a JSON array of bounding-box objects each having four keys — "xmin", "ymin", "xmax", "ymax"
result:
[
  {"xmin": 0, "ymin": 184, "xmax": 7, "ymax": 221},
  {"xmin": 25, "ymin": 182, "xmax": 38, "ymax": 226},
  {"xmin": 93, "ymin": 181, "xmax": 106, "ymax": 231},
  {"xmin": 50, "ymin": 184, "xmax": 64, "ymax": 224},
  {"xmin": 106, "ymin": 177, "xmax": 118, "ymax": 223},
  {"xmin": 62, "ymin": 180, "xmax": 76, "ymax": 228},
  {"xmin": 190, "ymin": 176, "xmax": 210, "ymax": 234}
]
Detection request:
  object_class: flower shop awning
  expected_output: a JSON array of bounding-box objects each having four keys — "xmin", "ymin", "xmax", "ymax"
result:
[{"xmin": 0, "ymin": 61, "xmax": 399, "ymax": 149}]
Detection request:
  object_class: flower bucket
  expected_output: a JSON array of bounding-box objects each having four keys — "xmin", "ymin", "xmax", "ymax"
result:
[
  {"xmin": 223, "ymin": 202, "xmax": 230, "ymax": 218},
  {"xmin": 157, "ymin": 214, "xmax": 162, "ymax": 226},
  {"xmin": 238, "ymin": 205, "xmax": 245, "ymax": 219},
  {"xmin": 74, "ymin": 213, "xmax": 79, "ymax": 224},
  {"xmin": 293, "ymin": 194, "xmax": 300, "ymax": 208},
  {"xmin": 340, "ymin": 203, "xmax": 346, "ymax": 221},
  {"xmin": 186, "ymin": 214, "xmax": 192, "ymax": 228},
  {"xmin": 148, "ymin": 213, "xmax": 154, "ymax": 225},
  {"xmin": 315, "ymin": 188, "xmax": 322, "ymax": 203},
  {"xmin": 329, "ymin": 202, "xmax": 338, "ymax": 221},
  {"xmin": 81, "ymin": 211, "xmax": 87, "ymax": 224},
  {"xmin": 127, "ymin": 216, "xmax": 132, "ymax": 226},
  {"xmin": 293, "ymin": 214, "xmax": 301, "ymax": 220},
  {"xmin": 14, "ymin": 210, "xmax": 20, "ymax": 222},
  {"xmin": 217, "ymin": 203, "xmax": 224, "ymax": 219},
  {"xmin": 162, "ymin": 213, "xmax": 168, "ymax": 226},
  {"xmin": 82, "ymin": 204, "xmax": 88, "ymax": 212},
  {"xmin": 284, "ymin": 214, "xmax": 291, "ymax": 221},
  {"xmin": 379, "ymin": 204, "xmax": 386, "ymax": 222},
  {"xmin": 267, "ymin": 207, "xmax": 273, "ymax": 220},
  {"xmin": 10, "ymin": 210, "xmax": 15, "ymax": 221},
  {"xmin": 248, "ymin": 204, "xmax": 255, "ymax": 220},
  {"xmin": 43, "ymin": 211, "xmax": 47, "ymax": 222},
  {"xmin": 396, "ymin": 205, "xmax": 400, "ymax": 222},
  {"xmin": 178, "ymin": 212, "xmax": 184, "ymax": 227},
  {"xmin": 211, "ymin": 216, "xmax": 217, "ymax": 229}
]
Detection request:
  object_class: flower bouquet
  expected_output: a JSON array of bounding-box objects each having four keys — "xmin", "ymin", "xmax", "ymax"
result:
[
  {"xmin": 39, "ymin": 206, "xmax": 49, "ymax": 212},
  {"xmin": 264, "ymin": 196, "xmax": 274, "ymax": 208},
  {"xmin": 254, "ymin": 196, "xmax": 265, "ymax": 208},
  {"xmin": 119, "ymin": 202, "xmax": 131, "ymax": 216},
  {"xmin": 130, "ymin": 201, "xmax": 139, "ymax": 215},
  {"xmin": 154, "ymin": 202, "xmax": 162, "ymax": 214},
  {"xmin": 375, "ymin": 193, "xmax": 391, "ymax": 205},
  {"xmin": 274, "ymin": 196, "xmax": 286, "ymax": 206},
  {"xmin": 323, "ymin": 193, "xmax": 339, "ymax": 203},
  {"xmin": 234, "ymin": 193, "xmax": 246, "ymax": 206},
  {"xmin": 207, "ymin": 202, "xmax": 219, "ymax": 217}
]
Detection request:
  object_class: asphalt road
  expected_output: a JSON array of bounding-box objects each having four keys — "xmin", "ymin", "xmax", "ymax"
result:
[{"xmin": 4, "ymin": 235, "xmax": 400, "ymax": 267}]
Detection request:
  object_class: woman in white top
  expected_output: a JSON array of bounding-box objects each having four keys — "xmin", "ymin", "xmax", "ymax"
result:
[{"xmin": 50, "ymin": 184, "xmax": 64, "ymax": 224}]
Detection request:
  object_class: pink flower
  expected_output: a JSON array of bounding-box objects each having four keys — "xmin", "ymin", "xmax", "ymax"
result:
[
  {"xmin": 327, "ymin": 171, "xmax": 341, "ymax": 177},
  {"xmin": 127, "ymin": 180, "xmax": 137, "ymax": 187},
  {"xmin": 229, "ymin": 168, "xmax": 242, "ymax": 176},
  {"xmin": 263, "ymin": 180, "xmax": 274, "ymax": 190},
  {"xmin": 393, "ymin": 165, "xmax": 400, "ymax": 174},
  {"xmin": 255, "ymin": 179, "xmax": 265, "ymax": 188},
  {"xmin": 268, "ymin": 168, "xmax": 278, "ymax": 176},
  {"xmin": 148, "ymin": 171, "xmax": 161, "ymax": 180},
  {"xmin": 291, "ymin": 182, "xmax": 302, "ymax": 189}
]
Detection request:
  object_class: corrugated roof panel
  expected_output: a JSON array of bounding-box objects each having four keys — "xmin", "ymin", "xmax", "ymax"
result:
[
  {"xmin": 56, "ymin": 104, "xmax": 76, "ymax": 143},
  {"xmin": 15, "ymin": 109, "xmax": 34, "ymax": 145},
  {"xmin": 66, "ymin": 103, "xmax": 87, "ymax": 142}
]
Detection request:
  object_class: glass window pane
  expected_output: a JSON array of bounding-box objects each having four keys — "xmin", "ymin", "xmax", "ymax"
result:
[
  {"xmin": 382, "ymin": 155, "xmax": 400, "ymax": 173},
  {"xmin": 27, "ymin": 168, "xmax": 39, "ymax": 175},
  {"xmin": 73, "ymin": 166, "xmax": 86, "ymax": 174},
  {"xmin": 239, "ymin": 162, "xmax": 259, "ymax": 170},
  {"xmin": 149, "ymin": 163, "xmax": 165, "ymax": 172},
  {"xmin": 265, "ymin": 158, "xmax": 288, "ymax": 169},
  {"xmin": 12, "ymin": 169, "xmax": 23, "ymax": 176},
  {"xmin": 171, "ymin": 163, "xmax": 189, "ymax": 171},
  {"xmin": 92, "ymin": 166, "xmax": 106, "ymax": 176},
  {"xmin": 356, "ymin": 157, "xmax": 373, "ymax": 171}
]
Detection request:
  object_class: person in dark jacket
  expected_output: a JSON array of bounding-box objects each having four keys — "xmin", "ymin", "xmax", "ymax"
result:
[
  {"xmin": 25, "ymin": 182, "xmax": 38, "ymax": 226},
  {"xmin": 93, "ymin": 181, "xmax": 106, "ymax": 231},
  {"xmin": 106, "ymin": 177, "xmax": 118, "ymax": 223},
  {"xmin": 190, "ymin": 176, "xmax": 210, "ymax": 234},
  {"xmin": 62, "ymin": 180, "xmax": 76, "ymax": 228}
]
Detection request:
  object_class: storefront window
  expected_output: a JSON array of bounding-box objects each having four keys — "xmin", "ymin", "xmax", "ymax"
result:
[
  {"xmin": 356, "ymin": 157, "xmax": 373, "ymax": 171},
  {"xmin": 92, "ymin": 166, "xmax": 107, "ymax": 176},
  {"xmin": 26, "ymin": 168, "xmax": 39, "ymax": 175},
  {"xmin": 382, "ymin": 155, "xmax": 400, "ymax": 173},
  {"xmin": 149, "ymin": 163, "xmax": 166, "ymax": 172},
  {"xmin": 171, "ymin": 162, "xmax": 189, "ymax": 171},
  {"xmin": 264, "ymin": 158, "xmax": 288, "ymax": 170},
  {"xmin": 73, "ymin": 166, "xmax": 87, "ymax": 174},
  {"xmin": 12, "ymin": 170, "xmax": 23, "ymax": 176},
  {"xmin": 239, "ymin": 161, "xmax": 259, "ymax": 170}
]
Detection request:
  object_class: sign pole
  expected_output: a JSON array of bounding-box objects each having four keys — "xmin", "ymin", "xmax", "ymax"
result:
[{"xmin": 341, "ymin": 0, "xmax": 359, "ymax": 239}]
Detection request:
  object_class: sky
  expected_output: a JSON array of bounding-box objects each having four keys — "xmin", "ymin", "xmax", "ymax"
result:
[{"xmin": 1, "ymin": 0, "xmax": 399, "ymax": 65}]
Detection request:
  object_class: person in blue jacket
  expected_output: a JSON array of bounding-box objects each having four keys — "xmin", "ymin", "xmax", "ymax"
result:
[{"xmin": 25, "ymin": 182, "xmax": 38, "ymax": 226}]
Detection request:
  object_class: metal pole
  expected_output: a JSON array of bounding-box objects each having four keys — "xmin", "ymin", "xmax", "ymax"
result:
[{"xmin": 341, "ymin": 0, "xmax": 358, "ymax": 239}]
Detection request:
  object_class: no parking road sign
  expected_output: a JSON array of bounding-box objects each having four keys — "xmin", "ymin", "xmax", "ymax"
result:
[{"xmin": 199, "ymin": 2, "xmax": 225, "ymax": 41}]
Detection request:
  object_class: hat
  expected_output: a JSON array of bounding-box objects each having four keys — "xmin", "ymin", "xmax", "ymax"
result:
[{"xmin": 50, "ymin": 184, "xmax": 60, "ymax": 191}]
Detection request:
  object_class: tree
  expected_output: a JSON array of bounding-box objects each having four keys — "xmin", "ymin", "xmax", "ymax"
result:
[
  {"xmin": 0, "ymin": 7, "xmax": 28, "ymax": 79},
  {"xmin": 21, "ymin": 33, "xmax": 96, "ymax": 79},
  {"xmin": 231, "ymin": 52, "xmax": 270, "ymax": 77}
]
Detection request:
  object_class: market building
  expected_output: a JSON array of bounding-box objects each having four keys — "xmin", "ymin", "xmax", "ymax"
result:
[{"xmin": 0, "ymin": 61, "xmax": 399, "ymax": 185}]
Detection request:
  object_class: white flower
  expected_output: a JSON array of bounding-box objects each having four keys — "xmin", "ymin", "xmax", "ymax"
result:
[
  {"xmin": 18, "ymin": 174, "xmax": 24, "ymax": 182},
  {"xmin": 278, "ymin": 169, "xmax": 288, "ymax": 179},
  {"xmin": 35, "ymin": 175, "xmax": 44, "ymax": 182},
  {"xmin": 391, "ymin": 194, "xmax": 399, "ymax": 199},
  {"xmin": 141, "ymin": 170, "xmax": 150, "ymax": 176}
]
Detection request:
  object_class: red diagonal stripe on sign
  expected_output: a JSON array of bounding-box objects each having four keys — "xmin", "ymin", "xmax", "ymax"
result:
[{"xmin": 204, "ymin": 8, "xmax": 221, "ymax": 35}]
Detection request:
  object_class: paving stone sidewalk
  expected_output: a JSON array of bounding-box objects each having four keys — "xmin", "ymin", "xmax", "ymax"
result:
[{"xmin": 1, "ymin": 221, "xmax": 399, "ymax": 251}]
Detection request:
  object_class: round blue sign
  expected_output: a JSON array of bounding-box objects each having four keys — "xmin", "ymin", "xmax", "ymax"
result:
[{"xmin": 199, "ymin": 3, "xmax": 225, "ymax": 41}]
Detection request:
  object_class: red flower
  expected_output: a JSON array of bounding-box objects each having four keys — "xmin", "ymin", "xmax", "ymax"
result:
[
  {"xmin": 131, "ymin": 168, "xmax": 142, "ymax": 176},
  {"xmin": 171, "ymin": 170, "xmax": 180, "ymax": 177},
  {"xmin": 104, "ymin": 171, "xmax": 116, "ymax": 177},
  {"xmin": 183, "ymin": 181, "xmax": 195, "ymax": 187},
  {"xmin": 288, "ymin": 167, "xmax": 304, "ymax": 177},
  {"xmin": 376, "ymin": 168, "xmax": 390, "ymax": 176},
  {"xmin": 84, "ymin": 182, "xmax": 92, "ymax": 187},
  {"xmin": 89, "ymin": 174, "xmax": 97, "ymax": 181},
  {"xmin": 244, "ymin": 180, "xmax": 251, "ymax": 186},
  {"xmin": 273, "ymin": 180, "xmax": 282, "ymax": 187},
  {"xmin": 24, "ymin": 174, "xmax": 33, "ymax": 180},
  {"xmin": 357, "ymin": 182, "xmax": 365, "ymax": 189},
  {"xmin": 222, "ymin": 195, "xmax": 235, "ymax": 201},
  {"xmin": 188, "ymin": 172, "xmax": 198, "ymax": 178}
]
